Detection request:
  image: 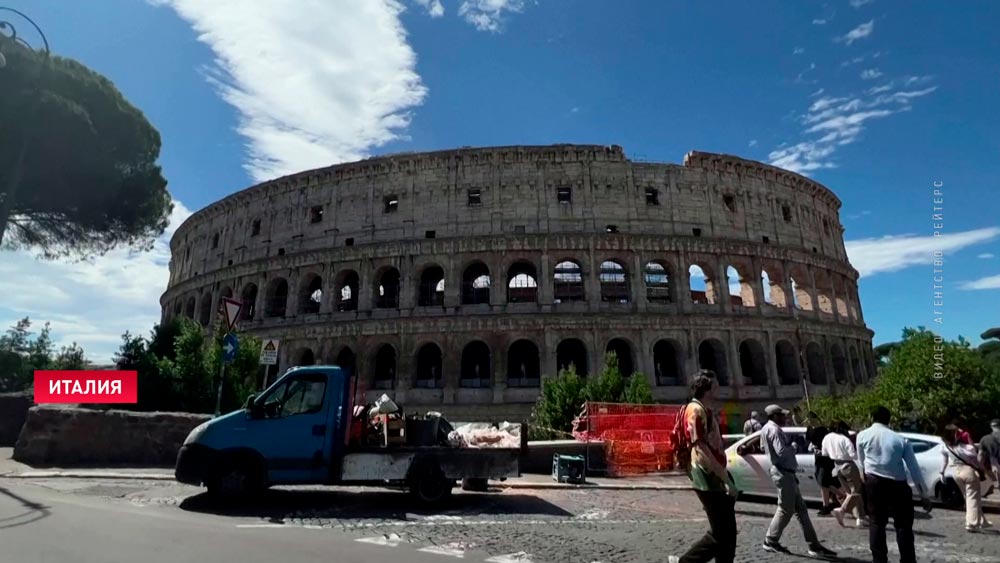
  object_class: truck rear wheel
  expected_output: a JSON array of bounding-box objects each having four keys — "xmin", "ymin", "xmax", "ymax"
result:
[{"xmin": 409, "ymin": 468, "xmax": 454, "ymax": 504}]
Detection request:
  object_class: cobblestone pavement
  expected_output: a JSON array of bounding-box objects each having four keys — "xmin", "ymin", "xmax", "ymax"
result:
[{"xmin": 10, "ymin": 477, "xmax": 1000, "ymax": 563}]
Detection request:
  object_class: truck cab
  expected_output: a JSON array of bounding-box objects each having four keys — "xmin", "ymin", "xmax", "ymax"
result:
[{"xmin": 175, "ymin": 365, "xmax": 522, "ymax": 503}]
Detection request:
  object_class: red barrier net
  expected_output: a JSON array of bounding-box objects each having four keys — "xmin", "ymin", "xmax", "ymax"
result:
[{"xmin": 572, "ymin": 402, "xmax": 728, "ymax": 476}]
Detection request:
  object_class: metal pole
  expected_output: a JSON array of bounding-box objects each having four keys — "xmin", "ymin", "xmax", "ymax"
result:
[
  {"xmin": 215, "ymin": 362, "xmax": 225, "ymax": 417},
  {"xmin": 796, "ymin": 327, "xmax": 811, "ymax": 411}
]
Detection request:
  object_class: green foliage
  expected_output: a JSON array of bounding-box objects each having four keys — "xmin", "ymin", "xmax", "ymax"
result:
[
  {"xmin": 0, "ymin": 42, "xmax": 172, "ymax": 259},
  {"xmin": 0, "ymin": 317, "xmax": 59, "ymax": 391},
  {"xmin": 53, "ymin": 343, "xmax": 87, "ymax": 370},
  {"xmin": 624, "ymin": 368, "xmax": 654, "ymax": 404},
  {"xmin": 584, "ymin": 352, "xmax": 627, "ymax": 403},
  {"xmin": 806, "ymin": 328, "xmax": 1000, "ymax": 437}
]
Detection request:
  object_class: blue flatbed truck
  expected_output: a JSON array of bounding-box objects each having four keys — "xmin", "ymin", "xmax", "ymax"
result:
[{"xmin": 175, "ymin": 365, "xmax": 524, "ymax": 504}]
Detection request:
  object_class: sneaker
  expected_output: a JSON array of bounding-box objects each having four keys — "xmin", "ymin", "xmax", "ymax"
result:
[
  {"xmin": 855, "ymin": 517, "xmax": 867, "ymax": 528},
  {"xmin": 668, "ymin": 557, "xmax": 680, "ymax": 563},
  {"xmin": 966, "ymin": 525, "xmax": 980, "ymax": 533},
  {"xmin": 762, "ymin": 540, "xmax": 791, "ymax": 554},
  {"xmin": 832, "ymin": 508, "xmax": 845, "ymax": 527},
  {"xmin": 817, "ymin": 506, "xmax": 832, "ymax": 516},
  {"xmin": 807, "ymin": 544, "xmax": 837, "ymax": 559}
]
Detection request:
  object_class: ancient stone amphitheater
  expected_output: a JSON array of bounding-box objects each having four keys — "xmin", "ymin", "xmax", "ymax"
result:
[{"xmin": 162, "ymin": 145, "xmax": 874, "ymax": 420}]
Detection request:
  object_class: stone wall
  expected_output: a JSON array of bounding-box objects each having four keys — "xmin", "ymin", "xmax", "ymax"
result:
[
  {"xmin": 13, "ymin": 406, "xmax": 210, "ymax": 467},
  {"xmin": 0, "ymin": 391, "xmax": 34, "ymax": 446}
]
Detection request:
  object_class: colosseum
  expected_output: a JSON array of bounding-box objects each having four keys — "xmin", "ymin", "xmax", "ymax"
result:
[{"xmin": 161, "ymin": 144, "xmax": 875, "ymax": 421}]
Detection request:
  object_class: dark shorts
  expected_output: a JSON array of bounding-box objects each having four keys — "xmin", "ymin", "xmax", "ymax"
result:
[{"xmin": 814, "ymin": 454, "xmax": 840, "ymax": 488}]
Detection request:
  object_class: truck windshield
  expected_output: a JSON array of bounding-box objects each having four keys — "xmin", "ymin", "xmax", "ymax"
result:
[{"xmin": 262, "ymin": 374, "xmax": 327, "ymax": 417}]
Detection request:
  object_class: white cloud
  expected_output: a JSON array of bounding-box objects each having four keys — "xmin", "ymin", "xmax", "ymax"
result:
[
  {"xmin": 845, "ymin": 227, "xmax": 1000, "ymax": 278},
  {"xmin": 810, "ymin": 88, "xmax": 825, "ymax": 97},
  {"xmin": 748, "ymin": 139, "xmax": 758, "ymax": 147},
  {"xmin": 850, "ymin": 0, "xmax": 874, "ymax": 8},
  {"xmin": 841, "ymin": 55, "xmax": 866, "ymax": 67},
  {"xmin": 570, "ymin": 106, "xmax": 580, "ymax": 113},
  {"xmin": 154, "ymin": 0, "xmax": 428, "ymax": 183},
  {"xmin": 793, "ymin": 47, "xmax": 805, "ymax": 55},
  {"xmin": 458, "ymin": 0, "xmax": 526, "ymax": 32},
  {"xmin": 860, "ymin": 68, "xmax": 883, "ymax": 80},
  {"xmin": 979, "ymin": 253, "xmax": 995, "ymax": 259},
  {"xmin": 867, "ymin": 82, "xmax": 894, "ymax": 94},
  {"xmin": 960, "ymin": 274, "xmax": 1000, "ymax": 291},
  {"xmin": 413, "ymin": 0, "xmax": 445, "ymax": 17},
  {"xmin": 837, "ymin": 20, "xmax": 875, "ymax": 45},
  {"xmin": 813, "ymin": 18, "xmax": 828, "ymax": 25},
  {"xmin": 0, "ymin": 201, "xmax": 194, "ymax": 363}
]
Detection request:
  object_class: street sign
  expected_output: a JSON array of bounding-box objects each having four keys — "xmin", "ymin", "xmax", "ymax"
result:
[
  {"xmin": 259, "ymin": 339, "xmax": 280, "ymax": 365},
  {"xmin": 222, "ymin": 333, "xmax": 239, "ymax": 364},
  {"xmin": 220, "ymin": 297, "xmax": 243, "ymax": 332}
]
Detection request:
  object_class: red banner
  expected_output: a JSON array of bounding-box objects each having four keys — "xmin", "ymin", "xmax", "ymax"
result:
[{"xmin": 34, "ymin": 371, "xmax": 138, "ymax": 404}]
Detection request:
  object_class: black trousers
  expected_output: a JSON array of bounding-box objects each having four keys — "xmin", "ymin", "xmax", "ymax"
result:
[
  {"xmin": 865, "ymin": 474, "xmax": 915, "ymax": 563},
  {"xmin": 680, "ymin": 490, "xmax": 737, "ymax": 563}
]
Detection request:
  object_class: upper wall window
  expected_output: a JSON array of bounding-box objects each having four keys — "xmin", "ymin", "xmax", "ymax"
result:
[
  {"xmin": 782, "ymin": 205, "xmax": 792, "ymax": 223},
  {"xmin": 723, "ymin": 194, "xmax": 736, "ymax": 213},
  {"xmin": 467, "ymin": 188, "xmax": 482, "ymax": 207},
  {"xmin": 251, "ymin": 219, "xmax": 261, "ymax": 236},
  {"xmin": 309, "ymin": 205, "xmax": 324, "ymax": 223},
  {"xmin": 557, "ymin": 187, "xmax": 572, "ymax": 204},
  {"xmin": 645, "ymin": 187, "xmax": 660, "ymax": 206},
  {"xmin": 384, "ymin": 195, "xmax": 399, "ymax": 213},
  {"xmin": 823, "ymin": 218, "xmax": 831, "ymax": 235},
  {"xmin": 211, "ymin": 233, "xmax": 220, "ymax": 249}
]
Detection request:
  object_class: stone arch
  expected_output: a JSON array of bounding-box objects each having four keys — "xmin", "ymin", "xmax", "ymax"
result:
[
  {"xmin": 460, "ymin": 340, "xmax": 491, "ymax": 388},
  {"xmin": 372, "ymin": 344, "xmax": 396, "ymax": 390},
  {"xmin": 557, "ymin": 338, "xmax": 589, "ymax": 376},
  {"xmin": 864, "ymin": 346, "xmax": 876, "ymax": 381},
  {"xmin": 220, "ymin": 286, "xmax": 233, "ymax": 300},
  {"xmin": 264, "ymin": 278, "xmax": 289, "ymax": 317},
  {"xmin": 185, "ymin": 296, "xmax": 197, "ymax": 319},
  {"xmin": 605, "ymin": 338, "xmax": 634, "ymax": 377},
  {"xmin": 417, "ymin": 264, "xmax": 446, "ymax": 307},
  {"xmin": 599, "ymin": 259, "xmax": 630, "ymax": 303},
  {"xmin": 806, "ymin": 341, "xmax": 827, "ymax": 385},
  {"xmin": 298, "ymin": 273, "xmax": 323, "ymax": 314},
  {"xmin": 739, "ymin": 339, "xmax": 768, "ymax": 386},
  {"xmin": 726, "ymin": 264, "xmax": 756, "ymax": 307},
  {"xmin": 240, "ymin": 283, "xmax": 258, "ymax": 320},
  {"xmin": 553, "ymin": 259, "xmax": 585, "ymax": 302},
  {"xmin": 198, "ymin": 291, "xmax": 212, "ymax": 325},
  {"xmin": 653, "ymin": 339, "xmax": 684, "ymax": 386},
  {"xmin": 374, "ymin": 267, "xmax": 401, "ymax": 309},
  {"xmin": 831, "ymin": 343, "xmax": 848, "ymax": 384},
  {"xmin": 507, "ymin": 340, "xmax": 540, "ymax": 387},
  {"xmin": 833, "ymin": 276, "xmax": 849, "ymax": 318},
  {"xmin": 462, "ymin": 262, "xmax": 491, "ymax": 305},
  {"xmin": 644, "ymin": 260, "xmax": 673, "ymax": 304},
  {"xmin": 335, "ymin": 269, "xmax": 359, "ymax": 311},
  {"xmin": 293, "ymin": 347, "xmax": 316, "ymax": 367},
  {"xmin": 698, "ymin": 338, "xmax": 729, "ymax": 385},
  {"xmin": 814, "ymin": 270, "xmax": 834, "ymax": 314},
  {"xmin": 415, "ymin": 342, "xmax": 443, "ymax": 388},
  {"xmin": 775, "ymin": 340, "xmax": 800, "ymax": 384},
  {"xmin": 507, "ymin": 261, "xmax": 538, "ymax": 303},
  {"xmin": 761, "ymin": 260, "xmax": 787, "ymax": 308},
  {"xmin": 688, "ymin": 263, "xmax": 717, "ymax": 304},
  {"xmin": 172, "ymin": 300, "xmax": 182, "ymax": 319},
  {"xmin": 336, "ymin": 346, "xmax": 356, "ymax": 378},
  {"xmin": 788, "ymin": 264, "xmax": 813, "ymax": 311},
  {"xmin": 849, "ymin": 345, "xmax": 862, "ymax": 384}
]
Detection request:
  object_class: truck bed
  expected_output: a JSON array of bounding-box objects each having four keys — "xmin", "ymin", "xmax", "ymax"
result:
[{"xmin": 340, "ymin": 446, "xmax": 521, "ymax": 483}]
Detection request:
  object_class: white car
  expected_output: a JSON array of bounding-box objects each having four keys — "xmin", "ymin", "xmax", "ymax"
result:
[{"xmin": 725, "ymin": 427, "xmax": 971, "ymax": 507}]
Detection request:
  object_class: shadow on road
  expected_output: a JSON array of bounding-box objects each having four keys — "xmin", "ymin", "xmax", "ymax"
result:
[
  {"xmin": 178, "ymin": 488, "xmax": 574, "ymax": 521},
  {"xmin": 0, "ymin": 486, "xmax": 51, "ymax": 530}
]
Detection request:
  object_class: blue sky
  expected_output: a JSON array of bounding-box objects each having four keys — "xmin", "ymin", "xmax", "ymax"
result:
[{"xmin": 1, "ymin": 0, "xmax": 997, "ymax": 362}]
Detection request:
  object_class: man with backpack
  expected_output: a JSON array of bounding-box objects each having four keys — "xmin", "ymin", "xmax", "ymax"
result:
[{"xmin": 668, "ymin": 369, "xmax": 739, "ymax": 563}]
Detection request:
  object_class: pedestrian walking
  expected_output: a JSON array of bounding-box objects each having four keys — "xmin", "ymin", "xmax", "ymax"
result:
[
  {"xmin": 806, "ymin": 417, "xmax": 842, "ymax": 516},
  {"xmin": 669, "ymin": 369, "xmax": 739, "ymax": 563},
  {"xmin": 940, "ymin": 424, "xmax": 992, "ymax": 532},
  {"xmin": 759, "ymin": 404, "xmax": 837, "ymax": 559},
  {"xmin": 857, "ymin": 406, "xmax": 933, "ymax": 563},
  {"xmin": 743, "ymin": 411, "xmax": 763, "ymax": 435},
  {"xmin": 978, "ymin": 419, "xmax": 1000, "ymax": 485},
  {"xmin": 822, "ymin": 421, "xmax": 866, "ymax": 528}
]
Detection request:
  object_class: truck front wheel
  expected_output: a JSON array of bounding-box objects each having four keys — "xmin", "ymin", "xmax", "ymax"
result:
[{"xmin": 207, "ymin": 456, "xmax": 264, "ymax": 501}]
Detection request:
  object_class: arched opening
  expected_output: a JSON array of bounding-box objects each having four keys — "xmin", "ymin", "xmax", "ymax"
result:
[
  {"xmin": 298, "ymin": 274, "xmax": 323, "ymax": 314},
  {"xmin": 185, "ymin": 296, "xmax": 196, "ymax": 319},
  {"xmin": 599, "ymin": 260, "xmax": 630, "ymax": 303},
  {"xmin": 739, "ymin": 339, "xmax": 768, "ymax": 386},
  {"xmin": 172, "ymin": 301, "xmax": 182, "ymax": 319},
  {"xmin": 265, "ymin": 278, "xmax": 289, "ymax": 317},
  {"xmin": 557, "ymin": 338, "xmax": 588, "ymax": 376},
  {"xmin": 644, "ymin": 261, "xmax": 672, "ymax": 303},
  {"xmin": 295, "ymin": 348, "xmax": 315, "ymax": 367},
  {"xmin": 415, "ymin": 343, "xmax": 443, "ymax": 388},
  {"xmin": 605, "ymin": 338, "xmax": 634, "ymax": 377},
  {"xmin": 806, "ymin": 342, "xmax": 827, "ymax": 385},
  {"xmin": 198, "ymin": 292, "xmax": 212, "ymax": 325},
  {"xmin": 775, "ymin": 340, "xmax": 801, "ymax": 384},
  {"xmin": 689, "ymin": 264, "xmax": 717, "ymax": 304},
  {"xmin": 220, "ymin": 287, "xmax": 233, "ymax": 300},
  {"xmin": 698, "ymin": 339, "xmax": 729, "ymax": 385},
  {"xmin": 335, "ymin": 270, "xmax": 359, "ymax": 312},
  {"xmin": 373, "ymin": 345, "xmax": 396, "ymax": 390},
  {"xmin": 507, "ymin": 262, "xmax": 538, "ymax": 303},
  {"xmin": 834, "ymin": 276, "xmax": 849, "ymax": 318},
  {"xmin": 460, "ymin": 341, "xmax": 491, "ymax": 388},
  {"xmin": 653, "ymin": 340, "xmax": 684, "ymax": 386},
  {"xmin": 375, "ymin": 268, "xmax": 400, "ymax": 309},
  {"xmin": 831, "ymin": 344, "xmax": 848, "ymax": 384},
  {"xmin": 726, "ymin": 265, "xmax": 756, "ymax": 307},
  {"xmin": 849, "ymin": 346, "xmax": 862, "ymax": 384},
  {"xmin": 507, "ymin": 340, "xmax": 540, "ymax": 387},
  {"xmin": 789, "ymin": 265, "xmax": 813, "ymax": 311},
  {"xmin": 814, "ymin": 270, "xmax": 834, "ymax": 314},
  {"xmin": 553, "ymin": 260, "xmax": 584, "ymax": 302},
  {"xmin": 418, "ymin": 265, "xmax": 446, "ymax": 307},
  {"xmin": 336, "ymin": 347, "xmax": 356, "ymax": 379},
  {"xmin": 864, "ymin": 346, "xmax": 876, "ymax": 381},
  {"xmin": 462, "ymin": 262, "xmax": 491, "ymax": 305},
  {"xmin": 240, "ymin": 284, "xmax": 258, "ymax": 320}
]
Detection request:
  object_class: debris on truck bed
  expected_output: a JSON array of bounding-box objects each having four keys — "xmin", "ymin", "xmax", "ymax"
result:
[{"xmin": 447, "ymin": 422, "xmax": 521, "ymax": 448}]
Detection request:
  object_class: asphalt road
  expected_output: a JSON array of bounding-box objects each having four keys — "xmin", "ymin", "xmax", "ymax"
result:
[{"xmin": 2, "ymin": 476, "xmax": 998, "ymax": 563}]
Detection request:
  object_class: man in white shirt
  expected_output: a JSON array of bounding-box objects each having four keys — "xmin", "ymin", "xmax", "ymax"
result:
[{"xmin": 821, "ymin": 421, "xmax": 866, "ymax": 528}]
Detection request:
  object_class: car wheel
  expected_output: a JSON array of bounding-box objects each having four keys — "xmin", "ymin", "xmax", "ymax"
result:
[
  {"xmin": 409, "ymin": 464, "xmax": 454, "ymax": 504},
  {"xmin": 207, "ymin": 456, "xmax": 263, "ymax": 501}
]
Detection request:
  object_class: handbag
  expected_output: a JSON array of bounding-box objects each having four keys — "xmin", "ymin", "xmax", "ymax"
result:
[{"xmin": 947, "ymin": 444, "xmax": 987, "ymax": 482}]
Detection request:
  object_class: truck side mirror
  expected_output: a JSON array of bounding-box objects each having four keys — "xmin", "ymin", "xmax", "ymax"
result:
[
  {"xmin": 242, "ymin": 393, "xmax": 257, "ymax": 410},
  {"xmin": 263, "ymin": 400, "xmax": 281, "ymax": 419}
]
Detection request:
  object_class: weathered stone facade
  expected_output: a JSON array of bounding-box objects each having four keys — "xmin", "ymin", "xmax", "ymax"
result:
[{"xmin": 161, "ymin": 145, "xmax": 874, "ymax": 420}]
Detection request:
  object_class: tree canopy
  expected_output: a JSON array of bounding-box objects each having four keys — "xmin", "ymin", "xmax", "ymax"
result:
[
  {"xmin": 0, "ymin": 42, "xmax": 172, "ymax": 258},
  {"xmin": 0, "ymin": 317, "xmax": 88, "ymax": 392}
]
